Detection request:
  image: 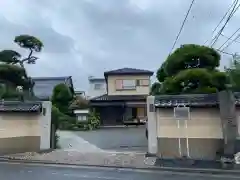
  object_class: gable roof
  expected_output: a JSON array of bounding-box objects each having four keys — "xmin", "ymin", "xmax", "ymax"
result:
[
  {"xmin": 104, "ymin": 68, "xmax": 154, "ymax": 77},
  {"xmin": 32, "ymin": 76, "xmax": 74, "ymax": 100},
  {"xmin": 90, "ymin": 94, "xmax": 147, "ymax": 101}
]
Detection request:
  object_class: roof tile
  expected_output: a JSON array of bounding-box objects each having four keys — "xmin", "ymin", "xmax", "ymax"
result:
[
  {"xmin": 104, "ymin": 68, "xmax": 154, "ymax": 76},
  {"xmin": 155, "ymin": 93, "xmax": 240, "ymax": 107},
  {"xmin": 0, "ymin": 101, "xmax": 42, "ymax": 112},
  {"xmin": 90, "ymin": 94, "xmax": 146, "ymax": 101}
]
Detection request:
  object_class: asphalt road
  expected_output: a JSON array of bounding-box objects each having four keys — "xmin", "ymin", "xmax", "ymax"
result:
[
  {"xmin": 73, "ymin": 126, "xmax": 147, "ymax": 152},
  {"xmin": 1, "ymin": 162, "xmax": 240, "ymax": 180}
]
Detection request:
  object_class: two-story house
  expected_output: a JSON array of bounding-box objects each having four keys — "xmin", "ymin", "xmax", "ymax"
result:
[
  {"xmin": 90, "ymin": 68, "xmax": 154, "ymax": 125},
  {"xmin": 32, "ymin": 76, "xmax": 74, "ymax": 100},
  {"xmin": 87, "ymin": 76, "xmax": 106, "ymax": 99}
]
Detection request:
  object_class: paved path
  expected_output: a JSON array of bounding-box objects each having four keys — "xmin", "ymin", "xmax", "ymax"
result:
[
  {"xmin": 3, "ymin": 128, "xmax": 149, "ymax": 170},
  {"xmin": 61, "ymin": 127, "xmax": 147, "ymax": 152},
  {"xmin": 57, "ymin": 131, "xmax": 106, "ymax": 152},
  {"xmin": 1, "ymin": 162, "xmax": 240, "ymax": 180}
]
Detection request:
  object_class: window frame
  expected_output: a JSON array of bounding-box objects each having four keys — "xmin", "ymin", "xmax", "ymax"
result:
[
  {"xmin": 122, "ymin": 79, "xmax": 136, "ymax": 90},
  {"xmin": 136, "ymin": 79, "xmax": 150, "ymax": 86},
  {"xmin": 94, "ymin": 83, "xmax": 103, "ymax": 90}
]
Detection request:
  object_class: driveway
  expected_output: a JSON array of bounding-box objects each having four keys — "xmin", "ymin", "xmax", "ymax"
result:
[{"xmin": 58, "ymin": 126, "xmax": 147, "ymax": 152}]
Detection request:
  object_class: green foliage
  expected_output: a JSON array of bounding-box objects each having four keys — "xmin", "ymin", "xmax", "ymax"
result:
[
  {"xmin": 225, "ymin": 54, "xmax": 240, "ymax": 91},
  {"xmin": 0, "ymin": 64, "xmax": 32, "ymax": 89},
  {"xmin": 150, "ymin": 82, "xmax": 161, "ymax": 95},
  {"xmin": 0, "ymin": 50, "xmax": 21, "ymax": 64},
  {"xmin": 69, "ymin": 96, "xmax": 89, "ymax": 110},
  {"xmin": 156, "ymin": 62, "xmax": 167, "ymax": 83},
  {"xmin": 52, "ymin": 83, "xmax": 73, "ymax": 114},
  {"xmin": 156, "ymin": 44, "xmax": 228, "ymax": 94},
  {"xmin": 164, "ymin": 44, "xmax": 220, "ymax": 77},
  {"xmin": 57, "ymin": 109, "xmax": 100, "ymax": 131},
  {"xmin": 51, "ymin": 105, "xmax": 63, "ymax": 129},
  {"xmin": 0, "ymin": 35, "xmax": 43, "ymax": 99},
  {"xmin": 86, "ymin": 110, "xmax": 100, "ymax": 130},
  {"xmin": 14, "ymin": 35, "xmax": 43, "ymax": 52}
]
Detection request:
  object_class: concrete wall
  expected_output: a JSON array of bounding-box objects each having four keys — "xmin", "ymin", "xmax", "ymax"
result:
[
  {"xmin": 146, "ymin": 96, "xmax": 234, "ymax": 160},
  {"xmin": 0, "ymin": 101, "xmax": 51, "ymax": 155},
  {"xmin": 156, "ymin": 108, "xmax": 223, "ymax": 160},
  {"xmin": 157, "ymin": 108, "xmax": 223, "ymax": 139},
  {"xmin": 107, "ymin": 75, "xmax": 151, "ymax": 96}
]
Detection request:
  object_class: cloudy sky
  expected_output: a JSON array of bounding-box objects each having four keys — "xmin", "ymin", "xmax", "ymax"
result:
[{"xmin": 0, "ymin": 0, "xmax": 240, "ymax": 91}]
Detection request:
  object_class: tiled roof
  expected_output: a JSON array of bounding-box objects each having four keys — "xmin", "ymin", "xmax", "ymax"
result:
[
  {"xmin": 155, "ymin": 93, "xmax": 240, "ymax": 108},
  {"xmin": 32, "ymin": 76, "xmax": 73, "ymax": 100},
  {"xmin": 90, "ymin": 94, "xmax": 147, "ymax": 102},
  {"xmin": 0, "ymin": 101, "xmax": 42, "ymax": 112},
  {"xmin": 104, "ymin": 68, "xmax": 154, "ymax": 76}
]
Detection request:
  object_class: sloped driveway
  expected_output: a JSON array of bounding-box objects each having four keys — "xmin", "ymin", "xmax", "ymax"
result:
[{"xmin": 60, "ymin": 126, "xmax": 148, "ymax": 153}]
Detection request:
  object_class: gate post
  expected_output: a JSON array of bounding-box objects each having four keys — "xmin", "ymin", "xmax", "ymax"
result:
[
  {"xmin": 218, "ymin": 90, "xmax": 237, "ymax": 166},
  {"xmin": 147, "ymin": 96, "xmax": 157, "ymax": 155}
]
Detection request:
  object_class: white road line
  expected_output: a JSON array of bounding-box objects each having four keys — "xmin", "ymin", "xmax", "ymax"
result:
[{"xmin": 61, "ymin": 173, "xmax": 124, "ymax": 180}]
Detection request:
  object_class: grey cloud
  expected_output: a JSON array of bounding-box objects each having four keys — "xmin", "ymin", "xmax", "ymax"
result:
[
  {"xmin": 0, "ymin": 0, "xmax": 239, "ymax": 91},
  {"xmin": 0, "ymin": 15, "xmax": 74, "ymax": 54}
]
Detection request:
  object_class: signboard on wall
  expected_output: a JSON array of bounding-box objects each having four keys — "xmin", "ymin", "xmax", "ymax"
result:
[{"xmin": 174, "ymin": 106, "xmax": 190, "ymax": 120}]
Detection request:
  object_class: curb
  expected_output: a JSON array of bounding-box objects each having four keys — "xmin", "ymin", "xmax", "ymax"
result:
[{"xmin": 1, "ymin": 158, "xmax": 240, "ymax": 175}]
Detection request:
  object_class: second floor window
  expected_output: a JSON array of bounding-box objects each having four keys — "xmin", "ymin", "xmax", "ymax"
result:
[
  {"xmin": 94, "ymin": 83, "xmax": 103, "ymax": 90},
  {"xmin": 116, "ymin": 79, "xmax": 136, "ymax": 90}
]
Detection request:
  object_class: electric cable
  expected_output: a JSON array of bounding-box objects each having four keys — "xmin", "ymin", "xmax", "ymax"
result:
[
  {"xmin": 168, "ymin": 0, "xmax": 196, "ymax": 56},
  {"xmin": 218, "ymin": 27, "xmax": 240, "ymax": 50},
  {"xmin": 209, "ymin": 0, "xmax": 239, "ymax": 47},
  {"xmin": 204, "ymin": 0, "xmax": 238, "ymax": 45},
  {"xmin": 221, "ymin": 32, "xmax": 240, "ymax": 51}
]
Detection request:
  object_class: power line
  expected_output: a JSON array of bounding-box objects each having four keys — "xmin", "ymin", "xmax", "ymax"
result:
[
  {"xmin": 168, "ymin": 0, "xmax": 196, "ymax": 56},
  {"xmin": 220, "ymin": 33, "xmax": 240, "ymax": 44},
  {"xmin": 209, "ymin": 0, "xmax": 239, "ymax": 47},
  {"xmin": 209, "ymin": 0, "xmax": 239, "ymax": 46},
  {"xmin": 217, "ymin": 49, "xmax": 235, "ymax": 56},
  {"xmin": 218, "ymin": 27, "xmax": 240, "ymax": 50},
  {"xmin": 204, "ymin": 0, "xmax": 238, "ymax": 45},
  {"xmin": 222, "ymin": 32, "xmax": 240, "ymax": 51}
]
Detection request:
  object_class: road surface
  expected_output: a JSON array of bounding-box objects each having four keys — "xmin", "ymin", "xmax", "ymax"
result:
[{"xmin": 1, "ymin": 162, "xmax": 240, "ymax": 180}]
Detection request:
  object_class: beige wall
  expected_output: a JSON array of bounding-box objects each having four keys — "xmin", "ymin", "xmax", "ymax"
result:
[
  {"xmin": 0, "ymin": 114, "xmax": 40, "ymax": 138},
  {"xmin": 156, "ymin": 108, "xmax": 225, "ymax": 159},
  {"xmin": 0, "ymin": 113, "xmax": 41, "ymax": 155},
  {"xmin": 157, "ymin": 108, "xmax": 223, "ymax": 139},
  {"xmin": 107, "ymin": 75, "xmax": 151, "ymax": 95}
]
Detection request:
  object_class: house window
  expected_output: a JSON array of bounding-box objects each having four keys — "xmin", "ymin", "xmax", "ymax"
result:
[
  {"xmin": 77, "ymin": 115, "xmax": 87, "ymax": 121},
  {"xmin": 136, "ymin": 79, "xmax": 149, "ymax": 86},
  {"xmin": 94, "ymin": 83, "xmax": 103, "ymax": 90},
  {"xmin": 115, "ymin": 80, "xmax": 136, "ymax": 90},
  {"xmin": 123, "ymin": 80, "xmax": 136, "ymax": 89}
]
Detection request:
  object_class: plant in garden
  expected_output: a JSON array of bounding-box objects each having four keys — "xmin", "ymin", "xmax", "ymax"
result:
[
  {"xmin": 69, "ymin": 95, "xmax": 89, "ymax": 110},
  {"xmin": 52, "ymin": 83, "xmax": 73, "ymax": 115},
  {"xmin": 156, "ymin": 44, "xmax": 228, "ymax": 94},
  {"xmin": 85, "ymin": 110, "xmax": 100, "ymax": 130},
  {"xmin": 150, "ymin": 82, "xmax": 161, "ymax": 95},
  {"xmin": 0, "ymin": 35, "xmax": 43, "ymax": 98}
]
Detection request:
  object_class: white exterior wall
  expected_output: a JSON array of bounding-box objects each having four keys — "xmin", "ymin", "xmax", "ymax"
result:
[
  {"xmin": 39, "ymin": 101, "xmax": 52, "ymax": 150},
  {"xmin": 147, "ymin": 96, "xmax": 158, "ymax": 155},
  {"xmin": 87, "ymin": 80, "xmax": 106, "ymax": 98}
]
